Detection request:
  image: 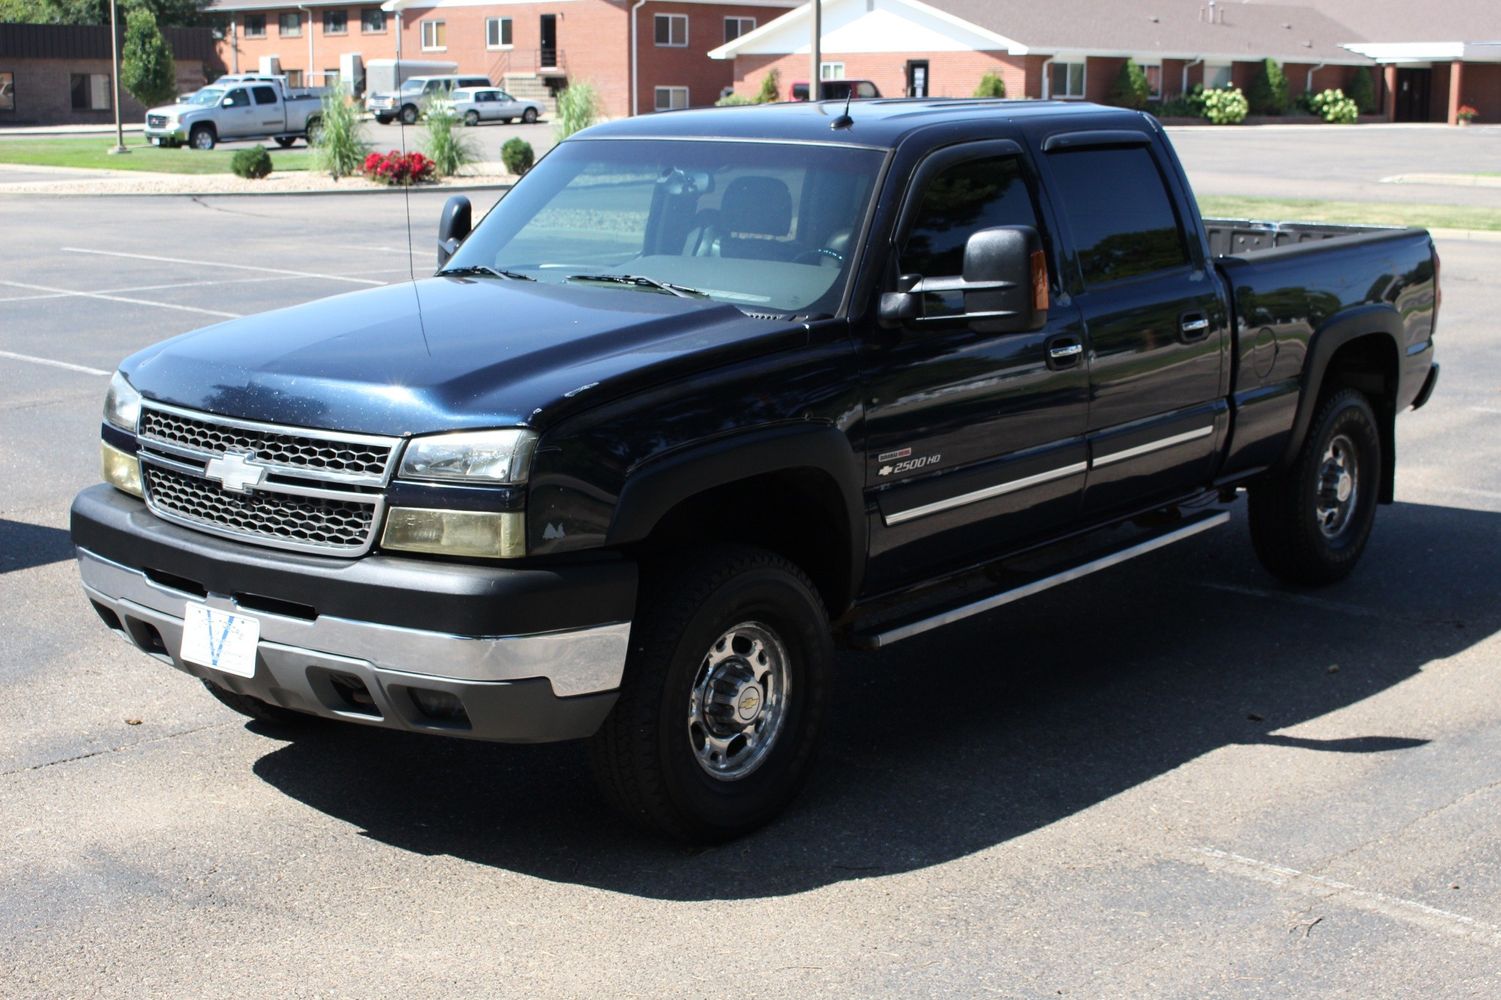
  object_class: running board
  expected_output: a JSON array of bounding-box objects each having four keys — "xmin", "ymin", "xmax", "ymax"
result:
[{"xmin": 849, "ymin": 510, "xmax": 1231, "ymax": 650}]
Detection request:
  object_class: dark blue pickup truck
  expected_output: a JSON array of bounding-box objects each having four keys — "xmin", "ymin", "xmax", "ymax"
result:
[{"xmin": 72, "ymin": 99, "xmax": 1439, "ymax": 841}]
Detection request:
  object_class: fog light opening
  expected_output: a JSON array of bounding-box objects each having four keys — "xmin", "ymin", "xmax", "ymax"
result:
[
  {"xmin": 328, "ymin": 672, "xmax": 380, "ymax": 717},
  {"xmin": 408, "ymin": 688, "xmax": 471, "ymax": 727}
]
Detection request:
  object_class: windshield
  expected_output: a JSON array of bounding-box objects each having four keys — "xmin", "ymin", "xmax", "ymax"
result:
[
  {"xmin": 398, "ymin": 80, "xmax": 426, "ymax": 94},
  {"xmin": 185, "ymin": 88, "xmax": 223, "ymax": 106},
  {"xmin": 445, "ymin": 138, "xmax": 885, "ymax": 316}
]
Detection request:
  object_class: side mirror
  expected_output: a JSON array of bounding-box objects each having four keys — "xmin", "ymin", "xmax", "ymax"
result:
[
  {"xmin": 879, "ymin": 226, "xmax": 1049, "ymax": 334},
  {"xmin": 436, "ymin": 195, "xmax": 472, "ymax": 268}
]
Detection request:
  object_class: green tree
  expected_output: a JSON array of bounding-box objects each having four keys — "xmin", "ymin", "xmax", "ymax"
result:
[
  {"xmin": 754, "ymin": 69, "xmax": 780, "ymax": 104},
  {"xmin": 1346, "ymin": 68, "xmax": 1377, "ymax": 115},
  {"xmin": 0, "ymin": 0, "xmax": 207, "ymax": 27},
  {"xmin": 1109, "ymin": 59, "xmax": 1150, "ymax": 109},
  {"xmin": 973, "ymin": 70, "xmax": 1006, "ymax": 99},
  {"xmin": 120, "ymin": 6, "xmax": 177, "ymax": 109},
  {"xmin": 1248, "ymin": 59, "xmax": 1289, "ymax": 115}
]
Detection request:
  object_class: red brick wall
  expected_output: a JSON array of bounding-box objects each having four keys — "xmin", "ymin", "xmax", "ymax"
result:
[
  {"xmin": 634, "ymin": 2, "xmax": 790, "ymax": 113},
  {"xmin": 1460, "ymin": 63, "xmax": 1501, "ymax": 124},
  {"xmin": 1084, "ymin": 56, "xmax": 1125, "ymax": 104},
  {"xmin": 0, "ymin": 57, "xmax": 206, "ymax": 125},
  {"xmin": 218, "ymin": 4, "xmax": 396, "ymax": 85},
  {"xmin": 728, "ymin": 49, "xmax": 1025, "ymax": 102}
]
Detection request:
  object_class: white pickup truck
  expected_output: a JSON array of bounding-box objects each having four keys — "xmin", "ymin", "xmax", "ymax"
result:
[{"xmin": 144, "ymin": 75, "xmax": 324, "ymax": 150}]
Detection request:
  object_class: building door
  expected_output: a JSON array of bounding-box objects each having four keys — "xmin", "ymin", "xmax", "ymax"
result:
[
  {"xmin": 540, "ymin": 14, "xmax": 558, "ymax": 69},
  {"xmin": 906, "ymin": 60, "xmax": 929, "ymax": 98},
  {"xmin": 1395, "ymin": 68, "xmax": 1432, "ymax": 122}
]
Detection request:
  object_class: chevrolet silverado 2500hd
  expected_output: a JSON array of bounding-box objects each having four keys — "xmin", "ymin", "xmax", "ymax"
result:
[{"xmin": 73, "ymin": 99, "xmax": 1440, "ymax": 841}]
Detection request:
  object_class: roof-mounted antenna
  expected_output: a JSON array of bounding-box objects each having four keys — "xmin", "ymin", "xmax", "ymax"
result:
[{"xmin": 831, "ymin": 86, "xmax": 855, "ymax": 130}]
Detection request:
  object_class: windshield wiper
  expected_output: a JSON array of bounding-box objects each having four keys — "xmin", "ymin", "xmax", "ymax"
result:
[
  {"xmin": 565, "ymin": 273, "xmax": 707, "ymax": 299},
  {"xmin": 437, "ymin": 264, "xmax": 535, "ymax": 281}
]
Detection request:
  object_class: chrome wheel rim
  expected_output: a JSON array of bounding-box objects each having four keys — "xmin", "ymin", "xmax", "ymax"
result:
[
  {"xmin": 1315, "ymin": 432, "xmax": 1359, "ymax": 538},
  {"xmin": 687, "ymin": 622, "xmax": 789, "ymax": 781}
]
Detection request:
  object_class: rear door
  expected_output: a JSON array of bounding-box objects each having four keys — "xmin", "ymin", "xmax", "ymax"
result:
[
  {"xmin": 250, "ymin": 85, "xmax": 284, "ymax": 132},
  {"xmin": 1038, "ymin": 132, "xmax": 1230, "ymax": 515},
  {"xmin": 859, "ymin": 141, "xmax": 1090, "ymax": 592}
]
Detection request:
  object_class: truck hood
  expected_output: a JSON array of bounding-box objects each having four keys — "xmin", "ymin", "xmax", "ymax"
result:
[
  {"xmin": 147, "ymin": 102, "xmax": 200, "ymax": 118},
  {"xmin": 120, "ymin": 276, "xmax": 806, "ymax": 437}
]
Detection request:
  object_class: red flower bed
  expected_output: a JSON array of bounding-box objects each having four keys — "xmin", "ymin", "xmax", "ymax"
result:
[{"xmin": 362, "ymin": 150, "xmax": 436, "ymax": 186}]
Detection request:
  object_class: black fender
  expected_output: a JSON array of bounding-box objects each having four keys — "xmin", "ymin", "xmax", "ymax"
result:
[
  {"xmin": 607, "ymin": 423, "xmax": 866, "ymax": 608},
  {"xmin": 1280, "ymin": 304, "xmax": 1401, "ymax": 501}
]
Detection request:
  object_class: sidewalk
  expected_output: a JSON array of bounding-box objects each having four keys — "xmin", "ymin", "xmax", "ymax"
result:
[{"xmin": 0, "ymin": 123, "xmax": 145, "ymax": 138}]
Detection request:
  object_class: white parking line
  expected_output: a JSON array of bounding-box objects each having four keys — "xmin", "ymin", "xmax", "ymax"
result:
[
  {"xmin": 0, "ymin": 280, "xmax": 242, "ymax": 319},
  {"xmin": 61, "ymin": 247, "xmax": 386, "ymax": 286},
  {"xmin": 1188, "ymin": 847, "xmax": 1501, "ymax": 948},
  {"xmin": 0, "ymin": 292, "xmax": 69, "ymax": 303},
  {"xmin": 0, "ymin": 350, "xmax": 110, "ymax": 376}
]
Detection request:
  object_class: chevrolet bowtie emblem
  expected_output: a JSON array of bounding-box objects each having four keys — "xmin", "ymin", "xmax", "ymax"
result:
[{"xmin": 204, "ymin": 451, "xmax": 267, "ymax": 494}]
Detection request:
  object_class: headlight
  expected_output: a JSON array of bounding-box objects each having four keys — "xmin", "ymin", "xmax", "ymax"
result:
[
  {"xmin": 381, "ymin": 508, "xmax": 526, "ymax": 559},
  {"xmin": 104, "ymin": 371, "xmax": 142, "ymax": 432},
  {"xmin": 101, "ymin": 441, "xmax": 144, "ymax": 498},
  {"xmin": 398, "ymin": 429, "xmax": 538, "ymax": 484}
]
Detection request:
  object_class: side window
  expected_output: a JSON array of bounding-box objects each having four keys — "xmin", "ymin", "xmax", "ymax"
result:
[
  {"xmin": 224, "ymin": 88, "xmax": 249, "ymax": 107},
  {"xmin": 1047, "ymin": 146, "xmax": 1190, "ymax": 286},
  {"xmin": 252, "ymin": 86, "xmax": 277, "ymax": 105}
]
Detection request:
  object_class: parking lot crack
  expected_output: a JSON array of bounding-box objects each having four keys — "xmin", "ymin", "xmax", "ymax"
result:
[{"xmin": 0, "ymin": 721, "xmax": 234, "ymax": 778}]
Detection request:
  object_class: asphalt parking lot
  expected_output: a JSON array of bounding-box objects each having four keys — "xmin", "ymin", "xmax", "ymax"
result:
[{"xmin": 2, "ymin": 135, "xmax": 1500, "ymax": 997}]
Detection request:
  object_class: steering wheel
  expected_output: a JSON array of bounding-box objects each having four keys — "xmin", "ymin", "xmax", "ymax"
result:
[{"xmin": 793, "ymin": 247, "xmax": 845, "ymax": 266}]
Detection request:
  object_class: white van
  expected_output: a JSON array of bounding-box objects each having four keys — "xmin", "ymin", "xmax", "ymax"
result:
[{"xmin": 366, "ymin": 74, "xmax": 491, "ymax": 125}]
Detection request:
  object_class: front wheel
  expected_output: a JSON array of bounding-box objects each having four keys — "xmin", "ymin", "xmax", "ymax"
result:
[
  {"xmin": 589, "ymin": 546, "xmax": 831, "ymax": 842},
  {"xmin": 1248, "ymin": 387, "xmax": 1382, "ymax": 585},
  {"xmin": 522, "ymin": 107, "xmax": 539, "ymax": 124},
  {"xmin": 463, "ymin": 110, "xmax": 480, "ymax": 127},
  {"xmin": 188, "ymin": 125, "xmax": 215, "ymax": 150},
  {"xmin": 399, "ymin": 104, "xmax": 419, "ymax": 126}
]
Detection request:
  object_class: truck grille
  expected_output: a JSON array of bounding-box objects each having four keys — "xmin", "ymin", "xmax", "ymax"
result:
[
  {"xmin": 135, "ymin": 403, "xmax": 399, "ymax": 557},
  {"xmin": 147, "ymin": 114, "xmax": 167, "ymax": 128}
]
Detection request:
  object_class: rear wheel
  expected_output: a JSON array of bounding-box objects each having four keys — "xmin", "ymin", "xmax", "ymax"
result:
[
  {"xmin": 201, "ymin": 678, "xmax": 314, "ymax": 729},
  {"xmin": 375, "ymin": 114, "xmax": 393, "ymax": 125},
  {"xmin": 1249, "ymin": 387, "xmax": 1382, "ymax": 585},
  {"xmin": 399, "ymin": 104, "xmax": 419, "ymax": 126},
  {"xmin": 522, "ymin": 107, "xmax": 539, "ymax": 124},
  {"xmin": 589, "ymin": 545, "xmax": 831, "ymax": 842},
  {"xmin": 188, "ymin": 125, "xmax": 215, "ymax": 150},
  {"xmin": 274, "ymin": 136, "xmax": 297, "ymax": 148},
  {"xmin": 463, "ymin": 110, "xmax": 480, "ymax": 127}
]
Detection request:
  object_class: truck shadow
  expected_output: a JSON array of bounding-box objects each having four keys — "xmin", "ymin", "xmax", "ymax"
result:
[
  {"xmin": 251, "ymin": 500, "xmax": 1499, "ymax": 900},
  {"xmin": 0, "ymin": 520, "xmax": 75, "ymax": 574}
]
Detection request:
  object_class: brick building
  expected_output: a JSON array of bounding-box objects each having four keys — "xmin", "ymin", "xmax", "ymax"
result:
[
  {"xmin": 209, "ymin": 0, "xmax": 799, "ymax": 117},
  {"xmin": 0, "ymin": 22, "xmax": 218, "ymax": 126},
  {"xmin": 710, "ymin": 0, "xmax": 1375, "ymax": 110}
]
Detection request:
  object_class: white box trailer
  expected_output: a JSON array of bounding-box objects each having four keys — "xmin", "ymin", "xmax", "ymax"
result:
[{"xmin": 364, "ymin": 59, "xmax": 458, "ymax": 98}]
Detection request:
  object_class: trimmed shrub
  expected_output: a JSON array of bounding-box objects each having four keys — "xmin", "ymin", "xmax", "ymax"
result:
[
  {"xmin": 121, "ymin": 7, "xmax": 177, "ymax": 110},
  {"xmin": 1248, "ymin": 59, "xmax": 1289, "ymax": 115},
  {"xmin": 422, "ymin": 101, "xmax": 479, "ymax": 177},
  {"xmin": 1202, "ymin": 86, "xmax": 1249, "ymax": 125},
  {"xmin": 1309, "ymin": 88, "xmax": 1358, "ymax": 124},
  {"xmin": 230, "ymin": 144, "xmax": 272, "ymax": 180},
  {"xmin": 312, "ymin": 87, "xmax": 369, "ymax": 180},
  {"xmin": 973, "ymin": 70, "xmax": 1007, "ymax": 99},
  {"xmin": 715, "ymin": 93, "xmax": 754, "ymax": 106},
  {"xmin": 1157, "ymin": 84, "xmax": 1207, "ymax": 119},
  {"xmin": 755, "ymin": 69, "xmax": 780, "ymax": 104},
  {"xmin": 555, "ymin": 81, "xmax": 600, "ymax": 139},
  {"xmin": 501, "ymin": 137, "xmax": 534, "ymax": 175},
  {"xmin": 1346, "ymin": 68, "xmax": 1377, "ymax": 115},
  {"xmin": 1109, "ymin": 59, "xmax": 1151, "ymax": 110},
  {"xmin": 361, "ymin": 150, "xmax": 435, "ymax": 185}
]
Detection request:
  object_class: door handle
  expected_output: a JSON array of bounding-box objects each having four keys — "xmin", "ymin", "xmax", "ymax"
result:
[
  {"xmin": 1046, "ymin": 338, "xmax": 1084, "ymax": 369},
  {"xmin": 1180, "ymin": 313, "xmax": 1211, "ymax": 342}
]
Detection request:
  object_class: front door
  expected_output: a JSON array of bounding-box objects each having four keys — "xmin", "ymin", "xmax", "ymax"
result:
[
  {"xmin": 1039, "ymin": 138, "xmax": 1229, "ymax": 517},
  {"xmin": 1395, "ymin": 68, "xmax": 1432, "ymax": 123},
  {"xmin": 217, "ymin": 87, "xmax": 258, "ymax": 138},
  {"xmin": 540, "ymin": 14, "xmax": 558, "ymax": 69},
  {"xmin": 906, "ymin": 60, "xmax": 929, "ymax": 98},
  {"xmin": 860, "ymin": 142, "xmax": 1090, "ymax": 593}
]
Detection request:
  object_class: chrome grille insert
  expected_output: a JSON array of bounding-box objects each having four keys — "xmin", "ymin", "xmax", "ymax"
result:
[{"xmin": 135, "ymin": 403, "xmax": 398, "ymax": 557}]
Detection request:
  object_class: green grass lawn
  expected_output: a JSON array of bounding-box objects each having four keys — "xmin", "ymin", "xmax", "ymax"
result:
[
  {"xmin": 1198, "ymin": 195, "xmax": 1501, "ymax": 232},
  {"xmin": 0, "ymin": 136, "xmax": 313, "ymax": 174}
]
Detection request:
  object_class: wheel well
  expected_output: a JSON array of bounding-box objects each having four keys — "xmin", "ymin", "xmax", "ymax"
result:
[
  {"xmin": 629, "ymin": 469, "xmax": 855, "ymax": 616},
  {"xmin": 1321, "ymin": 333, "xmax": 1398, "ymax": 502}
]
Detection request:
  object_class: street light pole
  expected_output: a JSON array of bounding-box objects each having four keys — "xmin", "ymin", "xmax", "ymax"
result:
[
  {"xmin": 810, "ymin": 0, "xmax": 821, "ymax": 101},
  {"xmin": 107, "ymin": 0, "xmax": 129, "ymax": 154}
]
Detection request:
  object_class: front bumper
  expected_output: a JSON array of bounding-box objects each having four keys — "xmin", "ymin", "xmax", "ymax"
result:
[
  {"xmin": 144, "ymin": 126, "xmax": 188, "ymax": 144},
  {"xmin": 72, "ymin": 485, "xmax": 635, "ymax": 743}
]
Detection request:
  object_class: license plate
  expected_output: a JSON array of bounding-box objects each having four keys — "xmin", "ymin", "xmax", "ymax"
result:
[{"xmin": 180, "ymin": 602, "xmax": 260, "ymax": 678}]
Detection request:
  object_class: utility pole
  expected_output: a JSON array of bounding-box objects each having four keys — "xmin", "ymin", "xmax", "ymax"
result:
[
  {"xmin": 810, "ymin": 0, "xmax": 821, "ymax": 100},
  {"xmin": 107, "ymin": 0, "xmax": 129, "ymax": 154}
]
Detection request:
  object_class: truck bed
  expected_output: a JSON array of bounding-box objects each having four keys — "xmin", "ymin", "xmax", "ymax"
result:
[{"xmin": 1203, "ymin": 217, "xmax": 1417, "ymax": 257}]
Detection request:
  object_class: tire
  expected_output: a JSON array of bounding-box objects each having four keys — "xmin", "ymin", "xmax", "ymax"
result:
[
  {"xmin": 304, "ymin": 118, "xmax": 321, "ymax": 145},
  {"xmin": 522, "ymin": 107, "xmax": 538, "ymax": 124},
  {"xmin": 399, "ymin": 104, "xmax": 419, "ymax": 126},
  {"xmin": 375, "ymin": 115, "xmax": 393, "ymax": 125},
  {"xmin": 188, "ymin": 125, "xmax": 215, "ymax": 150},
  {"xmin": 201, "ymin": 678, "xmax": 315, "ymax": 729},
  {"xmin": 589, "ymin": 545, "xmax": 832, "ymax": 842},
  {"xmin": 1248, "ymin": 387, "xmax": 1382, "ymax": 586},
  {"xmin": 499, "ymin": 117, "xmax": 513, "ymax": 124},
  {"xmin": 274, "ymin": 136, "xmax": 297, "ymax": 148},
  {"xmin": 464, "ymin": 110, "xmax": 480, "ymax": 127}
]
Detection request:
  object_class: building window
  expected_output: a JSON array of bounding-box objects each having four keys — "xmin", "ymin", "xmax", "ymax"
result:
[
  {"xmin": 243, "ymin": 14, "xmax": 266, "ymax": 38},
  {"xmin": 1048, "ymin": 61, "xmax": 1085, "ymax": 98},
  {"xmin": 361, "ymin": 9, "xmax": 385, "ymax": 33},
  {"xmin": 1204, "ymin": 63, "xmax": 1232, "ymax": 90},
  {"xmin": 1142, "ymin": 63, "xmax": 1162, "ymax": 100},
  {"xmin": 0, "ymin": 71, "xmax": 14, "ymax": 112},
  {"xmin": 724, "ymin": 16, "xmax": 755, "ymax": 43},
  {"xmin": 279, "ymin": 12, "xmax": 302, "ymax": 37},
  {"xmin": 654, "ymin": 86, "xmax": 689, "ymax": 111},
  {"xmin": 654, "ymin": 14, "xmax": 687, "ymax": 47},
  {"xmin": 70, "ymin": 73, "xmax": 111, "ymax": 111},
  {"xmin": 285, "ymin": 69, "xmax": 304, "ymax": 88},
  {"xmin": 323, "ymin": 10, "xmax": 347, "ymax": 35},
  {"xmin": 421, "ymin": 19, "xmax": 446, "ymax": 50},
  {"xmin": 486, "ymin": 17, "xmax": 512, "ymax": 49},
  {"xmin": 820, "ymin": 62, "xmax": 844, "ymax": 81},
  {"xmin": 323, "ymin": 69, "xmax": 340, "ymax": 88}
]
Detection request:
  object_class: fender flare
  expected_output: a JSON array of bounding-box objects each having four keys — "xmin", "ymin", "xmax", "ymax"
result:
[{"xmin": 607, "ymin": 423, "xmax": 866, "ymax": 607}]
